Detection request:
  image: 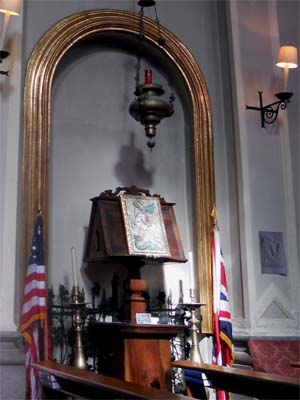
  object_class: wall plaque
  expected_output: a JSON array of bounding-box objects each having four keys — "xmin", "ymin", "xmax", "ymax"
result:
[{"xmin": 259, "ymin": 231, "xmax": 287, "ymax": 275}]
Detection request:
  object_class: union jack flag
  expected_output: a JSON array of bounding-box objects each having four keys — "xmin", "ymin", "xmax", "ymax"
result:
[
  {"xmin": 20, "ymin": 216, "xmax": 51, "ymax": 399},
  {"xmin": 212, "ymin": 223, "xmax": 234, "ymax": 399}
]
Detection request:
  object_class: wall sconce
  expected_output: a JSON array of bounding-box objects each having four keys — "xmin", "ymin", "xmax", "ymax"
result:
[
  {"xmin": 0, "ymin": 0, "xmax": 21, "ymax": 76},
  {"xmin": 129, "ymin": 0, "xmax": 174, "ymax": 149},
  {"xmin": 245, "ymin": 45, "xmax": 298, "ymax": 128}
]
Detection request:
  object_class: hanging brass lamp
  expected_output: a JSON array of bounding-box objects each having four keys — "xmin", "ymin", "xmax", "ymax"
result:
[{"xmin": 129, "ymin": 0, "xmax": 175, "ymax": 149}]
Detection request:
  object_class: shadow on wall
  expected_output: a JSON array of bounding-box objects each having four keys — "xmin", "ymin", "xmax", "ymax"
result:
[{"xmin": 114, "ymin": 132, "xmax": 154, "ymax": 187}]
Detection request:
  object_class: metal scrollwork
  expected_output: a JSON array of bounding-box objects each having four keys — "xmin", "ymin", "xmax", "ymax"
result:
[
  {"xmin": 264, "ymin": 104, "xmax": 280, "ymax": 125},
  {"xmin": 246, "ymin": 91, "xmax": 293, "ymax": 128}
]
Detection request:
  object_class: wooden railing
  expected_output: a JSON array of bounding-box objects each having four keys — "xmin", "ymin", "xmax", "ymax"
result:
[
  {"xmin": 32, "ymin": 360, "xmax": 193, "ymax": 399},
  {"xmin": 172, "ymin": 360, "xmax": 300, "ymax": 399}
]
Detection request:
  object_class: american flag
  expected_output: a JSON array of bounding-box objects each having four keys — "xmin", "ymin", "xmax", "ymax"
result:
[
  {"xmin": 20, "ymin": 216, "xmax": 51, "ymax": 399},
  {"xmin": 212, "ymin": 223, "xmax": 234, "ymax": 399}
]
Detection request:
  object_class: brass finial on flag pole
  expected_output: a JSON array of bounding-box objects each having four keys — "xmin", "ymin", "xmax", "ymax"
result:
[{"xmin": 211, "ymin": 205, "xmax": 219, "ymax": 230}]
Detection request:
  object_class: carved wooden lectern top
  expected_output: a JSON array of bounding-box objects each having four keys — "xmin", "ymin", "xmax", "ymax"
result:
[{"xmin": 84, "ymin": 185, "xmax": 186, "ymax": 265}]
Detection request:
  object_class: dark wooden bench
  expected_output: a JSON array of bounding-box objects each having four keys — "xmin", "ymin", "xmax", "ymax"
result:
[
  {"xmin": 172, "ymin": 360, "xmax": 300, "ymax": 399},
  {"xmin": 32, "ymin": 360, "xmax": 193, "ymax": 399}
]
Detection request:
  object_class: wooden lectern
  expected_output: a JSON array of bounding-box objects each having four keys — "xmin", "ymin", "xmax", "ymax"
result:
[
  {"xmin": 84, "ymin": 186, "xmax": 186, "ymax": 390},
  {"xmin": 84, "ymin": 185, "xmax": 186, "ymax": 321}
]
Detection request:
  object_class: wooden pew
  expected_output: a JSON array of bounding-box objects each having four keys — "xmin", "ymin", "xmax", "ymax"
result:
[
  {"xmin": 32, "ymin": 360, "xmax": 193, "ymax": 399},
  {"xmin": 171, "ymin": 361, "xmax": 300, "ymax": 399}
]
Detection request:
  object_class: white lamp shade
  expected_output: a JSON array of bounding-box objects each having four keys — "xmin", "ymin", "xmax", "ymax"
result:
[
  {"xmin": 276, "ymin": 46, "xmax": 298, "ymax": 69},
  {"xmin": 0, "ymin": 0, "xmax": 21, "ymax": 15}
]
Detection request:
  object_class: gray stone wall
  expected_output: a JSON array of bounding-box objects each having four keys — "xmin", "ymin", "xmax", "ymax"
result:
[{"xmin": 0, "ymin": 332, "xmax": 25, "ymax": 400}]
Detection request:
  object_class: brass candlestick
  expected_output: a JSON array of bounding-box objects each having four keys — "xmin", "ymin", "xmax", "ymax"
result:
[
  {"xmin": 189, "ymin": 288, "xmax": 197, "ymax": 304},
  {"xmin": 188, "ymin": 303, "xmax": 203, "ymax": 363},
  {"xmin": 179, "ymin": 298, "xmax": 206, "ymax": 364},
  {"xmin": 71, "ymin": 286, "xmax": 87, "ymax": 370}
]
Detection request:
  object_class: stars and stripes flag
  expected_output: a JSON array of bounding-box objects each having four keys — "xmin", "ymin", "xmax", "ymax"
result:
[
  {"xmin": 212, "ymin": 222, "xmax": 234, "ymax": 399},
  {"xmin": 20, "ymin": 215, "xmax": 51, "ymax": 399}
]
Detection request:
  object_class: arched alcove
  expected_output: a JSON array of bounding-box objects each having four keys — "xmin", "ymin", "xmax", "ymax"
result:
[{"xmin": 21, "ymin": 9, "xmax": 215, "ymax": 332}]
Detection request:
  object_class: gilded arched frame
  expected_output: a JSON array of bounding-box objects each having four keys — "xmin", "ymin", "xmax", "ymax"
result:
[{"xmin": 22, "ymin": 9, "xmax": 215, "ymax": 332}]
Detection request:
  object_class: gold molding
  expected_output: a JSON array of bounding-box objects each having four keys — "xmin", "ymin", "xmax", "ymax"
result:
[{"xmin": 21, "ymin": 9, "xmax": 215, "ymax": 333}]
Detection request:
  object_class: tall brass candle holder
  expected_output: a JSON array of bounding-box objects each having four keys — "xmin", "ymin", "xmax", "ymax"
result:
[
  {"xmin": 70, "ymin": 286, "xmax": 87, "ymax": 370},
  {"xmin": 179, "ymin": 291, "xmax": 206, "ymax": 364}
]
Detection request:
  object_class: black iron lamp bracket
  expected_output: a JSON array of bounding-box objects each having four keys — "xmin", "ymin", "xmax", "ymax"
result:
[
  {"xmin": 245, "ymin": 91, "xmax": 293, "ymax": 128},
  {"xmin": 0, "ymin": 50, "xmax": 9, "ymax": 76}
]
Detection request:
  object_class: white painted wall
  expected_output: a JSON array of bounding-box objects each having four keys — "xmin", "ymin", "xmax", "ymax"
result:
[
  {"xmin": 229, "ymin": 0, "xmax": 299, "ymax": 336},
  {"xmin": 277, "ymin": 0, "xmax": 300, "ymax": 286},
  {"xmin": 0, "ymin": 4, "xmax": 23, "ymax": 331},
  {"xmin": 49, "ymin": 43, "xmax": 191, "ymax": 305}
]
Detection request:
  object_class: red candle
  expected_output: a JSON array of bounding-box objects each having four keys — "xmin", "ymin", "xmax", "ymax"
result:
[{"xmin": 145, "ymin": 69, "xmax": 152, "ymax": 84}]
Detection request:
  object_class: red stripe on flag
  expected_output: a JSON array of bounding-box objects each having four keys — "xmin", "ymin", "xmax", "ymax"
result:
[
  {"xmin": 22, "ymin": 289, "xmax": 46, "ymax": 304},
  {"xmin": 219, "ymin": 311, "xmax": 231, "ymax": 319},
  {"xmin": 24, "ymin": 273, "xmax": 46, "ymax": 284}
]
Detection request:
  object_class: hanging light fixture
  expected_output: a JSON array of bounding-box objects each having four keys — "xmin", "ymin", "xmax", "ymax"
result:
[{"xmin": 129, "ymin": 0, "xmax": 175, "ymax": 149}]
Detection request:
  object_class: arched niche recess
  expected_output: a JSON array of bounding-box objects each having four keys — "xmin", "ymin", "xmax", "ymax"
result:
[{"xmin": 21, "ymin": 9, "xmax": 215, "ymax": 333}]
